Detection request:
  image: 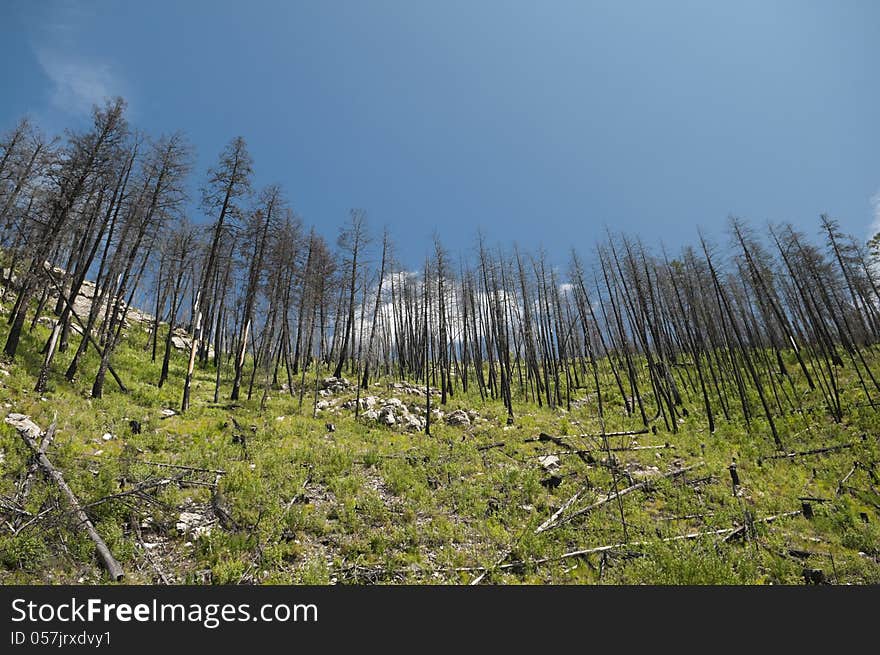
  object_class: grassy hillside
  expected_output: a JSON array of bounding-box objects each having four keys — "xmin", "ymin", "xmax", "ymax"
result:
[{"xmin": 1, "ymin": 308, "xmax": 879, "ymax": 585}]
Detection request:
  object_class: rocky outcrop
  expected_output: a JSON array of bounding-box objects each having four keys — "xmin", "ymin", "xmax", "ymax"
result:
[{"xmin": 169, "ymin": 329, "xmax": 214, "ymax": 358}]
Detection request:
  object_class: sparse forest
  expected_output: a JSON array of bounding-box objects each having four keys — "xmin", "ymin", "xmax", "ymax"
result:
[{"xmin": 1, "ymin": 100, "xmax": 878, "ymax": 585}]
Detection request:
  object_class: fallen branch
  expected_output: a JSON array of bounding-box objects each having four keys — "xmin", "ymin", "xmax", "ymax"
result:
[
  {"xmin": 82, "ymin": 474, "xmax": 185, "ymax": 510},
  {"xmin": 0, "ymin": 494, "xmax": 32, "ymax": 517},
  {"xmin": 759, "ymin": 443, "xmax": 856, "ymax": 463},
  {"xmin": 837, "ymin": 464, "xmax": 857, "ymax": 496},
  {"xmin": 10, "ymin": 506, "xmax": 58, "ymax": 536},
  {"xmin": 539, "ymin": 462, "xmax": 704, "ymax": 533},
  {"xmin": 282, "ymin": 473, "xmax": 312, "ymax": 516},
  {"xmin": 13, "ymin": 418, "xmax": 56, "ymax": 518},
  {"xmin": 798, "ymin": 496, "xmax": 832, "ymax": 504},
  {"xmin": 138, "ymin": 460, "xmax": 226, "ymax": 475},
  {"xmin": 524, "ymin": 428, "xmax": 650, "ymax": 445},
  {"xmin": 527, "ymin": 444, "xmax": 675, "ymax": 459},
  {"xmin": 5, "ymin": 413, "xmax": 124, "ymax": 581},
  {"xmin": 131, "ymin": 514, "xmax": 171, "ymax": 585},
  {"xmin": 461, "ymin": 510, "xmax": 801, "ymax": 575},
  {"xmin": 526, "ymin": 433, "xmax": 593, "ymax": 465},
  {"xmin": 471, "ymin": 461, "xmax": 703, "ymax": 583}
]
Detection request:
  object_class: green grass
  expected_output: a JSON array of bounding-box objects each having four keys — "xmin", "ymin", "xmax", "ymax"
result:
[{"xmin": 1, "ymin": 305, "xmax": 879, "ymax": 585}]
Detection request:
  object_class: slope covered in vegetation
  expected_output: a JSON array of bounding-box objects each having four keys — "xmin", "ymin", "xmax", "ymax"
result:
[{"xmin": 0, "ymin": 309, "xmax": 878, "ymax": 585}]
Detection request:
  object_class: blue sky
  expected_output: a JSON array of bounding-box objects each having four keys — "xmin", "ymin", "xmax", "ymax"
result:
[{"xmin": 1, "ymin": 0, "xmax": 879, "ymax": 267}]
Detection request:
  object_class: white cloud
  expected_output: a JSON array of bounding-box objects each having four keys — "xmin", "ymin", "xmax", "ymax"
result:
[{"xmin": 35, "ymin": 48, "xmax": 122, "ymax": 116}]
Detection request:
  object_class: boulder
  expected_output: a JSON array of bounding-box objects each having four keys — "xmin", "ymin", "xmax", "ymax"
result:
[
  {"xmin": 170, "ymin": 335, "xmax": 190, "ymax": 350},
  {"xmin": 402, "ymin": 414, "xmax": 425, "ymax": 431},
  {"xmin": 445, "ymin": 409, "xmax": 471, "ymax": 427},
  {"xmin": 378, "ymin": 406, "xmax": 397, "ymax": 426}
]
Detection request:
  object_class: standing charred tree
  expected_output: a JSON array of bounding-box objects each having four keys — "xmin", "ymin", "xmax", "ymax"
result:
[
  {"xmin": 332, "ymin": 209, "xmax": 368, "ymax": 379},
  {"xmin": 361, "ymin": 227, "xmax": 389, "ymax": 389},
  {"xmin": 91, "ymin": 132, "xmax": 192, "ymax": 398},
  {"xmin": 158, "ymin": 220, "xmax": 199, "ymax": 388},
  {"xmin": 434, "ymin": 235, "xmax": 452, "ymax": 404},
  {"xmin": 231, "ymin": 185, "xmax": 283, "ymax": 400},
  {"xmin": 182, "ymin": 137, "xmax": 252, "ymax": 411},
  {"xmin": 5, "ymin": 99, "xmax": 128, "ymax": 361}
]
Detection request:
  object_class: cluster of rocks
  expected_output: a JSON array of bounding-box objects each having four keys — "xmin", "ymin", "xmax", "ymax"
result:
[
  {"xmin": 338, "ymin": 396, "xmax": 424, "ymax": 431},
  {"xmin": 176, "ymin": 511, "xmax": 213, "ymax": 538},
  {"xmin": 374, "ymin": 398, "xmax": 425, "ymax": 431},
  {"xmin": 329, "ymin": 396, "xmax": 481, "ymax": 432},
  {"xmin": 388, "ymin": 381, "xmax": 440, "ymax": 397},
  {"xmin": 315, "ymin": 398, "xmax": 339, "ymax": 412},
  {"xmin": 319, "ymin": 376, "xmax": 353, "ymax": 396}
]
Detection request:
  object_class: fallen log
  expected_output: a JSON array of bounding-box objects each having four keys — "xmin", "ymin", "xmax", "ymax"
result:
[
  {"xmin": 528, "ymin": 433, "xmax": 594, "ymax": 465},
  {"xmin": 5, "ymin": 413, "xmax": 124, "ymax": 581},
  {"xmin": 13, "ymin": 418, "xmax": 57, "ymax": 524}
]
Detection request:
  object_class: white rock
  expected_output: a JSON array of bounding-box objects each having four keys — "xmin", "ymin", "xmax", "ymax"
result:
[
  {"xmin": 176, "ymin": 512, "xmax": 211, "ymax": 537},
  {"xmin": 101, "ymin": 432, "xmax": 113, "ymax": 441},
  {"xmin": 379, "ymin": 407, "xmax": 397, "ymax": 426},
  {"xmin": 160, "ymin": 408, "xmax": 176, "ymax": 418},
  {"xmin": 170, "ymin": 335, "xmax": 189, "ymax": 350},
  {"xmin": 538, "ymin": 455, "xmax": 560, "ymax": 471}
]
